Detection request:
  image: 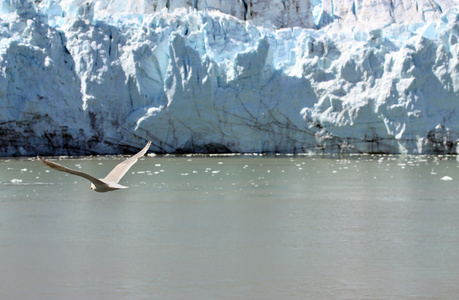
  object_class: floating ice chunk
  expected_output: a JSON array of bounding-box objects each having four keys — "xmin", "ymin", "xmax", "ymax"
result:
[
  {"xmin": 11, "ymin": 179, "xmax": 23, "ymax": 183},
  {"xmin": 440, "ymin": 176, "xmax": 453, "ymax": 181}
]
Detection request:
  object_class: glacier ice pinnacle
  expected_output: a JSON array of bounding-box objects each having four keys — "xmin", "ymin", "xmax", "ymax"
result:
[{"xmin": 1, "ymin": 0, "xmax": 459, "ymax": 155}]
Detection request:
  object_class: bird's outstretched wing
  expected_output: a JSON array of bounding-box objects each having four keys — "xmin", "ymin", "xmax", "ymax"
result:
[
  {"xmin": 103, "ymin": 141, "xmax": 152, "ymax": 184},
  {"xmin": 38, "ymin": 156, "xmax": 108, "ymax": 190}
]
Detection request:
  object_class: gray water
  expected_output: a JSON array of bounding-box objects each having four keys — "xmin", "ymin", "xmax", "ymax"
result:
[{"xmin": 1, "ymin": 154, "xmax": 459, "ymax": 299}]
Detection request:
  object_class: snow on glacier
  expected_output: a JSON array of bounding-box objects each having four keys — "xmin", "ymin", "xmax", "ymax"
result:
[{"xmin": 0, "ymin": 0, "xmax": 459, "ymax": 155}]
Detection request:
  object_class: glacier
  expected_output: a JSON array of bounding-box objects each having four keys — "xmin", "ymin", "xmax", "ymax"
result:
[{"xmin": 1, "ymin": 0, "xmax": 459, "ymax": 155}]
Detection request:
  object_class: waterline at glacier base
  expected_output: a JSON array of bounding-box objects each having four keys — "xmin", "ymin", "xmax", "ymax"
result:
[{"xmin": 1, "ymin": 0, "xmax": 459, "ymax": 156}]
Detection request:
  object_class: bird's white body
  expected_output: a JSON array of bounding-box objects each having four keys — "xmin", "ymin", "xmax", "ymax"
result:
[
  {"xmin": 89, "ymin": 181, "xmax": 127, "ymax": 192},
  {"xmin": 38, "ymin": 141, "xmax": 151, "ymax": 192}
]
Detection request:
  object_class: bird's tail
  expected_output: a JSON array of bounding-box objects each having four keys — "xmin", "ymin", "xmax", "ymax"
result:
[{"xmin": 109, "ymin": 182, "xmax": 128, "ymax": 189}]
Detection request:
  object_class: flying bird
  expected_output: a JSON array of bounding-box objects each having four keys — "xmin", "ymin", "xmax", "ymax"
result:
[{"xmin": 38, "ymin": 141, "xmax": 152, "ymax": 192}]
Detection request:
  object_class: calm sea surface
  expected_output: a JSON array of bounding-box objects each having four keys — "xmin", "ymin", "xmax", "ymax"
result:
[{"xmin": 1, "ymin": 154, "xmax": 459, "ymax": 299}]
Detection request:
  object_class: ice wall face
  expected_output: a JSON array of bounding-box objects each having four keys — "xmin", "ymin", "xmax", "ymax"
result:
[
  {"xmin": 1, "ymin": 0, "xmax": 459, "ymax": 155},
  {"xmin": 37, "ymin": 0, "xmax": 315, "ymax": 29},
  {"xmin": 314, "ymin": 0, "xmax": 457, "ymax": 30}
]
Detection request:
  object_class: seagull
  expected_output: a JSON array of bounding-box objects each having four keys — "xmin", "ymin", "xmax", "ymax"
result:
[{"xmin": 38, "ymin": 141, "xmax": 151, "ymax": 192}]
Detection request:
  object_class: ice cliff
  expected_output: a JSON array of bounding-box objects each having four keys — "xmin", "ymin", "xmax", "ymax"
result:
[{"xmin": 1, "ymin": 0, "xmax": 459, "ymax": 155}]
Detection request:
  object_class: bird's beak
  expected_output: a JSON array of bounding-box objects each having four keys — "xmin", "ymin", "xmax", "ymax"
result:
[{"xmin": 90, "ymin": 186, "xmax": 93, "ymax": 190}]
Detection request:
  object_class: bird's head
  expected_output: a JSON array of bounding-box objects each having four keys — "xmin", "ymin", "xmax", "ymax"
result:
[{"xmin": 90, "ymin": 183, "xmax": 96, "ymax": 190}]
